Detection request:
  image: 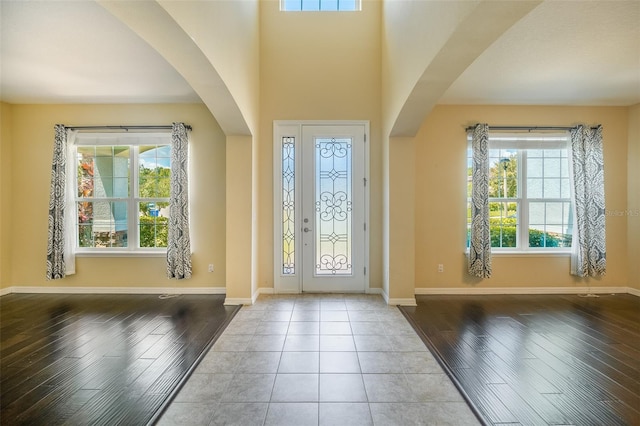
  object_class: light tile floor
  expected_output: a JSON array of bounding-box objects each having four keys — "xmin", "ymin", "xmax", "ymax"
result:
[{"xmin": 158, "ymin": 294, "xmax": 480, "ymax": 426}]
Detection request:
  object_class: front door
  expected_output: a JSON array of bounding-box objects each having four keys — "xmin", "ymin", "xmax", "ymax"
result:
[{"xmin": 274, "ymin": 122, "xmax": 368, "ymax": 293}]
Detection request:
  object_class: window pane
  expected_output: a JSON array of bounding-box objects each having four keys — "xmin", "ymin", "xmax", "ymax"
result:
[
  {"xmin": 78, "ymin": 201, "xmax": 127, "ymax": 247},
  {"xmin": 543, "ymin": 178, "xmax": 561, "ymax": 198},
  {"xmin": 469, "ymin": 140, "xmax": 572, "ymax": 252},
  {"xmin": 528, "ymin": 201, "xmax": 572, "ymax": 248},
  {"xmin": 113, "ymin": 177, "xmax": 129, "ymax": 198},
  {"xmin": 78, "ymin": 224, "xmax": 93, "ymax": 247},
  {"xmin": 546, "ymin": 202, "xmax": 563, "ymax": 225},
  {"xmin": 155, "ymin": 145, "xmax": 171, "ymax": 158},
  {"xmin": 322, "ymin": 0, "xmax": 338, "ymax": 10},
  {"xmin": 339, "ymin": 0, "xmax": 357, "ymax": 10},
  {"xmin": 466, "ymin": 149, "xmax": 473, "ymax": 198},
  {"xmin": 489, "ymin": 202, "xmax": 517, "ymax": 248},
  {"xmin": 139, "ymin": 146, "xmax": 156, "ymax": 160},
  {"xmin": 78, "ymin": 201, "xmax": 93, "ymax": 224},
  {"xmin": 138, "ymin": 175, "xmax": 154, "ymax": 198},
  {"xmin": 77, "ymin": 146, "xmax": 95, "ymax": 157},
  {"xmin": 528, "ymin": 158, "xmax": 543, "ymax": 178},
  {"xmin": 489, "ymin": 152, "xmax": 517, "ymax": 198},
  {"xmin": 527, "ymin": 178, "xmax": 543, "ymax": 198},
  {"xmin": 77, "ymin": 147, "xmax": 95, "ymax": 198},
  {"xmin": 560, "ymin": 157, "xmax": 569, "ymax": 177},
  {"xmin": 114, "ymin": 145, "xmax": 129, "ymax": 158},
  {"xmin": 302, "ymin": 0, "xmax": 320, "ymax": 10},
  {"xmin": 466, "ymin": 200, "xmax": 472, "ymax": 247},
  {"xmin": 529, "ymin": 202, "xmax": 544, "ymax": 224},
  {"xmin": 282, "ymin": 137, "xmax": 295, "ymax": 274},
  {"xmin": 95, "ymin": 176, "xmax": 113, "ymax": 197},
  {"xmin": 139, "ymin": 202, "xmax": 169, "ymax": 248},
  {"xmin": 544, "ymin": 158, "xmax": 561, "ymax": 177},
  {"xmin": 139, "ymin": 145, "xmax": 171, "ymax": 199},
  {"xmin": 95, "ymin": 146, "xmax": 113, "ymax": 157},
  {"xmin": 156, "ymin": 172, "xmax": 171, "ymax": 198},
  {"xmin": 315, "ymin": 138, "xmax": 352, "ymax": 275},
  {"xmin": 81, "ymin": 147, "xmax": 130, "ymax": 199},
  {"xmin": 561, "ymin": 178, "xmax": 571, "ymax": 198},
  {"xmin": 283, "ymin": 0, "xmax": 301, "ymax": 10},
  {"xmin": 283, "ymin": 0, "xmax": 357, "ymax": 10},
  {"xmin": 78, "ymin": 202, "xmax": 93, "ymax": 247}
]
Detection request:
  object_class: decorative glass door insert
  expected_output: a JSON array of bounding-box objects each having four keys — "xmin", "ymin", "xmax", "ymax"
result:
[
  {"xmin": 274, "ymin": 123, "xmax": 367, "ymax": 293},
  {"xmin": 314, "ymin": 137, "xmax": 352, "ymax": 275}
]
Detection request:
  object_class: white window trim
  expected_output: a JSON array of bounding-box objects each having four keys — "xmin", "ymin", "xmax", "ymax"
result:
[
  {"xmin": 73, "ymin": 132, "xmax": 172, "ymax": 255},
  {"xmin": 280, "ymin": 0, "xmax": 361, "ymax": 12},
  {"xmin": 467, "ymin": 132, "xmax": 573, "ymax": 255},
  {"xmin": 273, "ymin": 120, "xmax": 370, "ymax": 293}
]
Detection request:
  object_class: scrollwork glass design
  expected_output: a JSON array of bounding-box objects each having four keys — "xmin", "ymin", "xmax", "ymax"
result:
[
  {"xmin": 315, "ymin": 138, "xmax": 352, "ymax": 275},
  {"xmin": 282, "ymin": 137, "xmax": 295, "ymax": 275}
]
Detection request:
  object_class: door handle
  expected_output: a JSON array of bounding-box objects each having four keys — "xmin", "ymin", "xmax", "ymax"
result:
[{"xmin": 303, "ymin": 227, "xmax": 312, "ymax": 233}]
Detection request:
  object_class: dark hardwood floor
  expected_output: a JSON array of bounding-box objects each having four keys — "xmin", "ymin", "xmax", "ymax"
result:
[
  {"xmin": 0, "ymin": 293, "xmax": 239, "ymax": 426},
  {"xmin": 400, "ymin": 293, "xmax": 640, "ymax": 426}
]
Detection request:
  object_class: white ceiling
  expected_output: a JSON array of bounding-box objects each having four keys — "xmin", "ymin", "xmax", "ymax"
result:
[
  {"xmin": 439, "ymin": 1, "xmax": 640, "ymax": 106},
  {"xmin": 1, "ymin": 1, "xmax": 638, "ymax": 106},
  {"xmin": 0, "ymin": 1, "xmax": 201, "ymax": 103}
]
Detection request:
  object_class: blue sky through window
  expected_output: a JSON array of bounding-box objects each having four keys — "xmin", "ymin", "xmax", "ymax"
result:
[{"xmin": 282, "ymin": 0, "xmax": 358, "ymax": 11}]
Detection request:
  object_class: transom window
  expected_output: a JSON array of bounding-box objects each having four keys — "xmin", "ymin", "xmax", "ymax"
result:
[
  {"xmin": 74, "ymin": 133, "xmax": 171, "ymax": 252},
  {"xmin": 281, "ymin": 0, "xmax": 360, "ymax": 11},
  {"xmin": 467, "ymin": 133, "xmax": 573, "ymax": 252}
]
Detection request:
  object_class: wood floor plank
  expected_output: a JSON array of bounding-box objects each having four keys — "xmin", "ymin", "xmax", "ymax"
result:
[
  {"xmin": 0, "ymin": 294, "xmax": 239, "ymax": 426},
  {"xmin": 400, "ymin": 294, "xmax": 640, "ymax": 426}
]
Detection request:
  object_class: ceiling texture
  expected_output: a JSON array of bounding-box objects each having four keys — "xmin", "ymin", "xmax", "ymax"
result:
[{"xmin": 1, "ymin": 1, "xmax": 638, "ymax": 107}]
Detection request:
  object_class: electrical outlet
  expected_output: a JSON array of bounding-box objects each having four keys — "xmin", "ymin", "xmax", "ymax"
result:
[
  {"xmin": 208, "ymin": 264, "xmax": 214, "ymax": 273},
  {"xmin": 438, "ymin": 264, "xmax": 444, "ymax": 273}
]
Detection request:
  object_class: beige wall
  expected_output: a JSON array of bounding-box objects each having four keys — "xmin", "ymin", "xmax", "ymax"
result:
[
  {"xmin": 628, "ymin": 104, "xmax": 640, "ymax": 289},
  {"xmin": 415, "ymin": 105, "xmax": 630, "ymax": 289},
  {"xmin": 381, "ymin": 0, "xmax": 478, "ymax": 133},
  {"xmin": 1, "ymin": 103, "xmax": 13, "ymax": 290},
  {"xmin": 158, "ymin": 0, "xmax": 260, "ymax": 135},
  {"xmin": 387, "ymin": 136, "xmax": 415, "ymax": 300},
  {"xmin": 225, "ymin": 135, "xmax": 254, "ymax": 300},
  {"xmin": 2, "ymin": 4, "xmax": 637, "ymax": 298},
  {"xmin": 258, "ymin": 0, "xmax": 383, "ymax": 290},
  {"xmin": 6, "ymin": 103, "xmax": 226, "ymax": 289}
]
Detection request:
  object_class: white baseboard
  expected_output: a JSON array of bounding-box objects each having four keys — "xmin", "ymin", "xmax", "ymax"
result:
[
  {"xmin": 224, "ymin": 297, "xmax": 252, "ymax": 305},
  {"xmin": 6, "ymin": 284, "xmax": 634, "ymax": 301},
  {"xmin": 4, "ymin": 286, "xmax": 226, "ymax": 295},
  {"xmin": 225, "ymin": 287, "xmax": 277, "ymax": 306},
  {"xmin": 387, "ymin": 297, "xmax": 417, "ymax": 306},
  {"xmin": 415, "ymin": 286, "xmax": 635, "ymax": 296},
  {"xmin": 378, "ymin": 288, "xmax": 416, "ymax": 306},
  {"xmin": 628, "ymin": 287, "xmax": 640, "ymax": 297}
]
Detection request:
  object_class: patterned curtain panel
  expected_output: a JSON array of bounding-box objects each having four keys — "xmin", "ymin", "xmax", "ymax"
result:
[
  {"xmin": 46, "ymin": 125, "xmax": 76, "ymax": 279},
  {"xmin": 570, "ymin": 125, "xmax": 606, "ymax": 277},
  {"xmin": 468, "ymin": 123, "xmax": 492, "ymax": 278},
  {"xmin": 167, "ymin": 122, "xmax": 192, "ymax": 279}
]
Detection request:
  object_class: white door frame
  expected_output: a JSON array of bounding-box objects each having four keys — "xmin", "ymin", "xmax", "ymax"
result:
[{"xmin": 273, "ymin": 120, "xmax": 370, "ymax": 293}]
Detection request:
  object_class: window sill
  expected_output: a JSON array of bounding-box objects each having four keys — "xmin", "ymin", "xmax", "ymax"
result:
[
  {"xmin": 465, "ymin": 250, "xmax": 571, "ymax": 257},
  {"xmin": 492, "ymin": 251, "xmax": 571, "ymax": 257},
  {"xmin": 75, "ymin": 251, "xmax": 166, "ymax": 258}
]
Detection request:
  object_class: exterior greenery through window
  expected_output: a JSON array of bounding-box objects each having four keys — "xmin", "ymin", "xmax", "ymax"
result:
[
  {"xmin": 467, "ymin": 134, "xmax": 573, "ymax": 251},
  {"xmin": 75, "ymin": 134, "xmax": 171, "ymax": 251}
]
